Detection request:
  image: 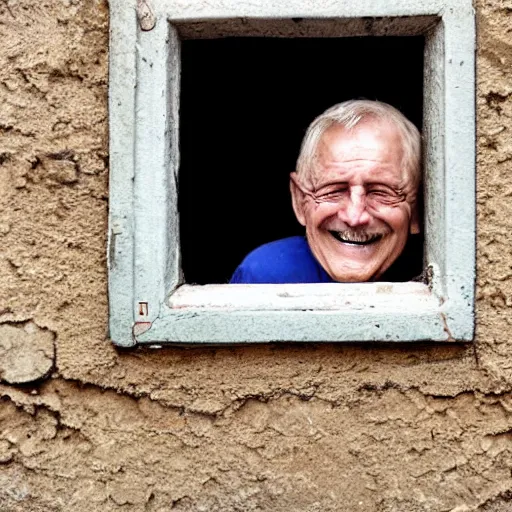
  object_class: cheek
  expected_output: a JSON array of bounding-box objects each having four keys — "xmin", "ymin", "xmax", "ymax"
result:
[
  {"xmin": 304, "ymin": 205, "xmax": 329, "ymax": 229},
  {"xmin": 377, "ymin": 208, "xmax": 412, "ymax": 234}
]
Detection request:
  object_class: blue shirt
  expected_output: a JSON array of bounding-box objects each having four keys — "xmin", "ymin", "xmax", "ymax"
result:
[{"xmin": 230, "ymin": 236, "xmax": 334, "ymax": 284}]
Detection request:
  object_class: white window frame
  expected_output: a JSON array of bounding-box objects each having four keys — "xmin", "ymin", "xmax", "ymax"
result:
[{"xmin": 108, "ymin": 0, "xmax": 475, "ymax": 347}]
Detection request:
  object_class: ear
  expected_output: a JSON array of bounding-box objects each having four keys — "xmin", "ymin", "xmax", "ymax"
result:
[
  {"xmin": 409, "ymin": 204, "xmax": 420, "ymax": 235},
  {"xmin": 290, "ymin": 172, "xmax": 306, "ymax": 227}
]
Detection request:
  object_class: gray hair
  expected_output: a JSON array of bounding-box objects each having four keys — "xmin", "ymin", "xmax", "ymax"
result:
[{"xmin": 296, "ymin": 100, "xmax": 421, "ymax": 187}]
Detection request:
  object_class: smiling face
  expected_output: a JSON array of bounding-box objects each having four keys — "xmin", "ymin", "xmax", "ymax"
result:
[{"xmin": 290, "ymin": 119, "xmax": 420, "ymax": 282}]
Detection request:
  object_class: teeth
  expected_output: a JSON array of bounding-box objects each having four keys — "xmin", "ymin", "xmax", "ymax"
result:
[{"xmin": 330, "ymin": 231, "xmax": 382, "ymax": 245}]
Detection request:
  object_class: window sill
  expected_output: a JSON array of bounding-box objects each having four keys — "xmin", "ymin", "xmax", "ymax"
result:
[{"xmin": 132, "ymin": 281, "xmax": 464, "ymax": 344}]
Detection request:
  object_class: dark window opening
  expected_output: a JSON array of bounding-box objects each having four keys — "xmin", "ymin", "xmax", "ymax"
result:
[{"xmin": 179, "ymin": 36, "xmax": 424, "ymax": 284}]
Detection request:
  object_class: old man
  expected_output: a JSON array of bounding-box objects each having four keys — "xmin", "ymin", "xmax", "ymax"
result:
[{"xmin": 230, "ymin": 100, "xmax": 421, "ymax": 284}]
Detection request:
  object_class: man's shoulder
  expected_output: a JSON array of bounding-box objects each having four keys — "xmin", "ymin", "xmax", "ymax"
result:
[
  {"xmin": 230, "ymin": 236, "xmax": 330, "ymax": 284},
  {"xmin": 246, "ymin": 236, "xmax": 310, "ymax": 258}
]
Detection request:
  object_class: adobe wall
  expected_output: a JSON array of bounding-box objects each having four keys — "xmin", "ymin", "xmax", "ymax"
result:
[{"xmin": 1, "ymin": 1, "xmax": 511, "ymax": 510}]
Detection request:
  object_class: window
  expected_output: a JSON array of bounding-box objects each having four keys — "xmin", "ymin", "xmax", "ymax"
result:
[
  {"xmin": 179, "ymin": 36, "xmax": 425, "ymax": 285},
  {"xmin": 108, "ymin": 0, "xmax": 475, "ymax": 346}
]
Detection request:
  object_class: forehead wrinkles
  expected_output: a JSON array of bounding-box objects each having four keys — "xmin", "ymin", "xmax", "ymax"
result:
[{"xmin": 305, "ymin": 124, "xmax": 415, "ymax": 192}]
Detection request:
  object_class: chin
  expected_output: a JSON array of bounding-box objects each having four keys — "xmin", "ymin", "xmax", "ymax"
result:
[
  {"xmin": 330, "ymin": 269, "xmax": 379, "ymax": 283},
  {"xmin": 322, "ymin": 249, "xmax": 387, "ymax": 282},
  {"xmin": 323, "ymin": 242, "xmax": 400, "ymax": 282},
  {"xmin": 324, "ymin": 256, "xmax": 391, "ymax": 282}
]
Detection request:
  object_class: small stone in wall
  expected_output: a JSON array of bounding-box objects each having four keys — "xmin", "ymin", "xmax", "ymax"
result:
[
  {"xmin": 0, "ymin": 321, "xmax": 55, "ymax": 384},
  {"xmin": 42, "ymin": 158, "xmax": 78, "ymax": 185},
  {"xmin": 0, "ymin": 439, "xmax": 15, "ymax": 464}
]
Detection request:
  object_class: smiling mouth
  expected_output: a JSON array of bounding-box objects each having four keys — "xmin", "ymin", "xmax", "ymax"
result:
[{"xmin": 329, "ymin": 231, "xmax": 383, "ymax": 246}]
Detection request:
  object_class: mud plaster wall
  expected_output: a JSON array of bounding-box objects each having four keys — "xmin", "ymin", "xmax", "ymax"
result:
[{"xmin": 0, "ymin": 0, "xmax": 511, "ymax": 510}]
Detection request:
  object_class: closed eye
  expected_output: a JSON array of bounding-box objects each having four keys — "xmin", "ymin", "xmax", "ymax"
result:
[
  {"xmin": 367, "ymin": 187, "xmax": 404, "ymax": 205},
  {"xmin": 315, "ymin": 185, "xmax": 349, "ymax": 203},
  {"xmin": 317, "ymin": 190, "xmax": 348, "ymax": 203}
]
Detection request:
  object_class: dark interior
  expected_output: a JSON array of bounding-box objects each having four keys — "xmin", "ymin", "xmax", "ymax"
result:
[{"xmin": 179, "ymin": 36, "xmax": 424, "ymax": 284}]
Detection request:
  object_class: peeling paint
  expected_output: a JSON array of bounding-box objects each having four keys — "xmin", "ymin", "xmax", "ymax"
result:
[
  {"xmin": 440, "ymin": 312, "xmax": 456, "ymax": 342},
  {"xmin": 136, "ymin": 0, "xmax": 156, "ymax": 31},
  {"xmin": 133, "ymin": 321, "xmax": 152, "ymax": 336}
]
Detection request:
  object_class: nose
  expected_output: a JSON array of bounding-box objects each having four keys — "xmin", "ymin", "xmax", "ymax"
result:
[{"xmin": 338, "ymin": 188, "xmax": 371, "ymax": 227}]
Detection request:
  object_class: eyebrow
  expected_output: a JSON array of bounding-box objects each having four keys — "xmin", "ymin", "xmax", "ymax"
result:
[{"xmin": 313, "ymin": 178, "xmax": 401, "ymax": 190}]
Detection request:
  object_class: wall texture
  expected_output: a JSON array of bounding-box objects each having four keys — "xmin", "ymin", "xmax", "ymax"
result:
[{"xmin": 1, "ymin": 0, "xmax": 512, "ymax": 510}]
